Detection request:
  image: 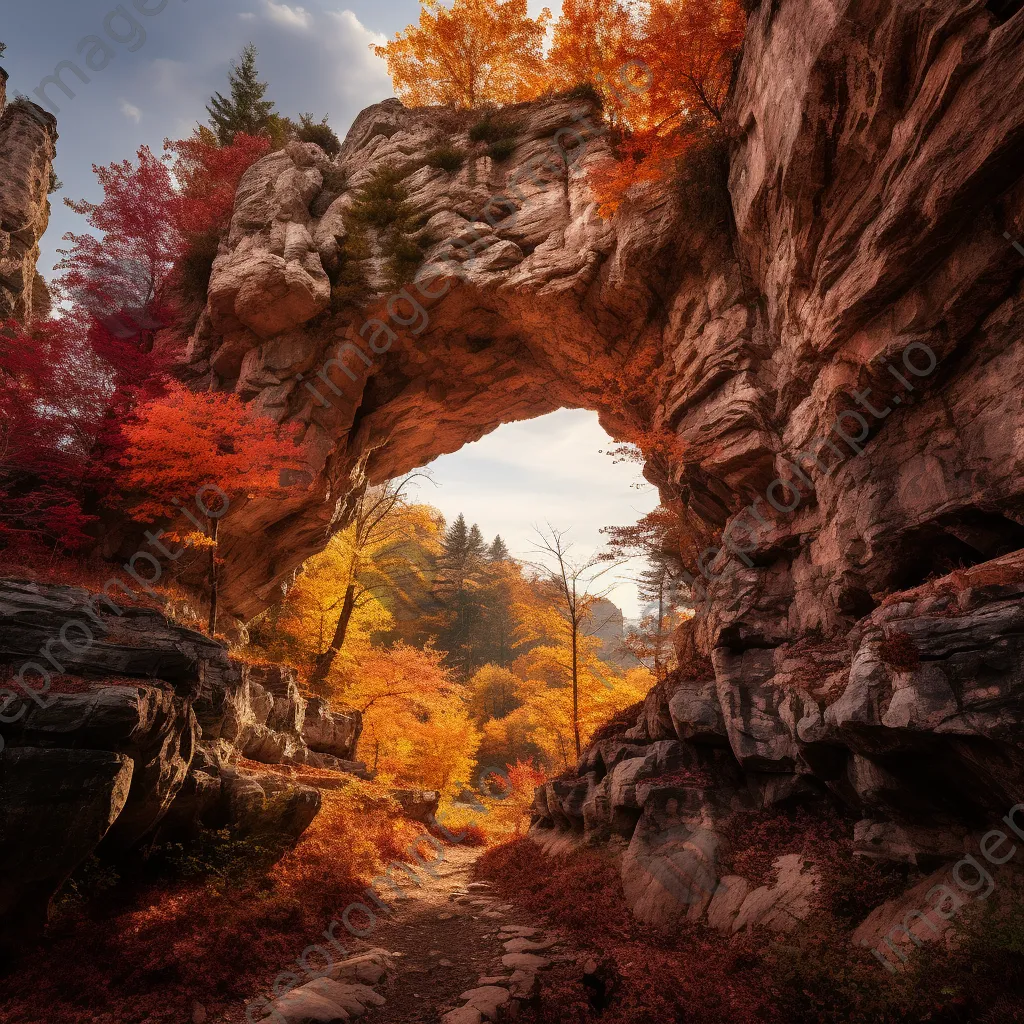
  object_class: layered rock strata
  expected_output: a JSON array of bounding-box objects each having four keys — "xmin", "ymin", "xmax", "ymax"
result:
[
  {"xmin": 0, "ymin": 84, "xmax": 55, "ymax": 323},
  {"xmin": 0, "ymin": 579, "xmax": 364, "ymax": 947},
  {"xmin": 531, "ymin": 552, "xmax": 1024, "ymax": 955}
]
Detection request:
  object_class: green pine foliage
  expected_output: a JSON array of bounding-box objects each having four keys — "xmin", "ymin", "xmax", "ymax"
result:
[
  {"xmin": 295, "ymin": 113, "xmax": 342, "ymax": 156},
  {"xmin": 206, "ymin": 43, "xmax": 277, "ymax": 144}
]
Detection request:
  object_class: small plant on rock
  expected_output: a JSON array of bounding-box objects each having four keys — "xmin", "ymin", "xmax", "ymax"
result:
[
  {"xmin": 425, "ymin": 145, "xmax": 467, "ymax": 172},
  {"xmin": 487, "ymin": 137, "xmax": 517, "ymax": 162},
  {"xmin": 877, "ymin": 629, "xmax": 921, "ymax": 671}
]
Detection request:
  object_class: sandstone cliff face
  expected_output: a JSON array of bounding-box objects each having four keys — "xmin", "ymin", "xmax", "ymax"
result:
[
  {"xmin": 0, "ymin": 579, "xmax": 364, "ymax": 947},
  {"xmin": 0, "ymin": 85, "xmax": 56, "ymax": 323},
  {"xmin": 170, "ymin": 0, "xmax": 1024, "ymax": 952}
]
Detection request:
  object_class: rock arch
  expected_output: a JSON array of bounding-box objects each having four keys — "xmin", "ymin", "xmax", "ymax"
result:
[{"xmin": 183, "ymin": 0, "xmax": 1024, "ymax": 663}]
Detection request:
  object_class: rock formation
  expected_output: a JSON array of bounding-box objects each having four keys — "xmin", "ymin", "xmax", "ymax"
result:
[
  {"xmin": 170, "ymin": 0, "xmax": 1024, "ymax": 960},
  {"xmin": 0, "ymin": 579, "xmax": 364, "ymax": 947},
  {"xmin": 0, "ymin": 81, "xmax": 56, "ymax": 323}
]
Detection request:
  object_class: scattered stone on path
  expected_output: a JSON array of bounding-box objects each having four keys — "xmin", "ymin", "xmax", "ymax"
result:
[
  {"xmin": 502, "ymin": 952, "xmax": 551, "ymax": 970},
  {"xmin": 327, "ymin": 952, "xmax": 391, "ymax": 986},
  {"xmin": 459, "ymin": 985, "xmax": 511, "ymax": 1021},
  {"xmin": 509, "ymin": 970, "xmax": 540, "ymax": 1000},
  {"xmin": 304, "ymin": 979, "xmax": 386, "ymax": 1017},
  {"xmin": 477, "ymin": 975, "xmax": 512, "ymax": 986},
  {"xmin": 467, "ymin": 882, "xmax": 492, "ymax": 891},
  {"xmin": 499, "ymin": 926, "xmax": 539, "ymax": 937},
  {"xmin": 441, "ymin": 1009, "xmax": 483, "ymax": 1024},
  {"xmin": 482, "ymin": 910, "xmax": 505, "ymax": 919},
  {"xmin": 260, "ymin": 988, "xmax": 351, "ymax": 1023},
  {"xmin": 502, "ymin": 936, "xmax": 558, "ymax": 953},
  {"xmin": 438, "ymin": 912, "xmax": 455, "ymax": 920},
  {"xmin": 439, "ymin": 959, "xmax": 455, "ymax": 967}
]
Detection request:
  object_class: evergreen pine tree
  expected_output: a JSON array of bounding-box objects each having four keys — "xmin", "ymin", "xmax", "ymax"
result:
[
  {"xmin": 432, "ymin": 515, "xmax": 491, "ymax": 673},
  {"xmin": 467, "ymin": 523, "xmax": 487, "ymax": 560},
  {"xmin": 488, "ymin": 535, "xmax": 511, "ymax": 561},
  {"xmin": 206, "ymin": 44, "xmax": 276, "ymax": 144}
]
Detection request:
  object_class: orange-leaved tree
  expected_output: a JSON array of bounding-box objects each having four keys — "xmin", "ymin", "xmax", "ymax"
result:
[
  {"xmin": 346, "ymin": 643, "xmax": 481, "ymax": 795},
  {"xmin": 373, "ymin": 0, "xmax": 552, "ymax": 107},
  {"xmin": 119, "ymin": 383, "xmax": 305, "ymax": 635},
  {"xmin": 587, "ymin": 0, "xmax": 746, "ymax": 214},
  {"xmin": 546, "ymin": 0, "xmax": 641, "ymax": 120}
]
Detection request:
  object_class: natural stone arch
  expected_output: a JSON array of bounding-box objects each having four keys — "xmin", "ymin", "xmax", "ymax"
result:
[
  {"xmin": 183, "ymin": 95, "xmax": 742, "ymax": 620},
  {"xmin": 179, "ymin": 0, "xmax": 1024, "ymax": 657}
]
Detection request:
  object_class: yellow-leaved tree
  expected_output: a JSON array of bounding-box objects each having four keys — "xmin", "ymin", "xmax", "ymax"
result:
[
  {"xmin": 346, "ymin": 643, "xmax": 481, "ymax": 796},
  {"xmin": 373, "ymin": 0, "xmax": 552, "ymax": 107},
  {"xmin": 307, "ymin": 476, "xmax": 441, "ymax": 693}
]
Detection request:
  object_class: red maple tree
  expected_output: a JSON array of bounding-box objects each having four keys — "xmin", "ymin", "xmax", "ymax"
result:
[{"xmin": 119, "ymin": 384, "xmax": 306, "ymax": 635}]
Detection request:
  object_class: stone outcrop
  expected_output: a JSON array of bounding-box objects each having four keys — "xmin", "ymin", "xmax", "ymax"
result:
[
  {"xmin": 161, "ymin": 0, "xmax": 1024, "ymax": 654},
  {"xmin": 3, "ymin": 0, "xmax": 1024, "ymax": 971},
  {"xmin": 0, "ymin": 746, "xmax": 133, "ymax": 943},
  {"xmin": 0, "ymin": 579, "xmax": 364, "ymax": 946},
  {"xmin": 530, "ymin": 551, "xmax": 1024, "ymax": 948},
  {"xmin": 0, "ymin": 84, "xmax": 56, "ymax": 323}
]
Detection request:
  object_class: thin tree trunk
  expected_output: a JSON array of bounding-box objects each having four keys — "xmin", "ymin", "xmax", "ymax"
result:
[
  {"xmin": 207, "ymin": 518, "xmax": 219, "ymax": 637},
  {"xmin": 571, "ymin": 605, "xmax": 580, "ymax": 760},
  {"xmin": 310, "ymin": 582, "xmax": 357, "ymax": 691},
  {"xmin": 655, "ymin": 580, "xmax": 664, "ymax": 676}
]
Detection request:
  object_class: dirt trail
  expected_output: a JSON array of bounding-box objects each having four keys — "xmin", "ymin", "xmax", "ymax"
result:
[{"xmin": 356, "ymin": 844, "xmax": 574, "ymax": 1022}]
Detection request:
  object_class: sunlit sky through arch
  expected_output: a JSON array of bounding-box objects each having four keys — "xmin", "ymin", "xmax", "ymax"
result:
[{"xmin": 407, "ymin": 410, "xmax": 660, "ymax": 620}]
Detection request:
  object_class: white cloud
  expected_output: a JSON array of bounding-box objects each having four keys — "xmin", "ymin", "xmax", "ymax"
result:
[
  {"xmin": 266, "ymin": 1, "xmax": 312, "ymax": 29},
  {"xmin": 239, "ymin": 11, "xmax": 256, "ymax": 20},
  {"xmin": 325, "ymin": 10, "xmax": 393, "ymax": 102},
  {"xmin": 119, "ymin": 99, "xmax": 142, "ymax": 123}
]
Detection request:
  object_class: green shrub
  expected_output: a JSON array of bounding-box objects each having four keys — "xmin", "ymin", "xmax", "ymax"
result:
[
  {"xmin": 469, "ymin": 114, "xmax": 521, "ymax": 145},
  {"xmin": 425, "ymin": 145, "xmax": 467, "ymax": 173},
  {"xmin": 295, "ymin": 113, "xmax": 342, "ymax": 156},
  {"xmin": 386, "ymin": 232, "xmax": 428, "ymax": 290},
  {"xmin": 487, "ymin": 138, "xmax": 517, "ymax": 163},
  {"xmin": 469, "ymin": 118, "xmax": 504, "ymax": 144},
  {"xmin": 331, "ymin": 222, "xmax": 372, "ymax": 310},
  {"xmin": 54, "ymin": 855, "xmax": 121, "ymax": 910},
  {"xmin": 148, "ymin": 827, "xmax": 277, "ymax": 886},
  {"xmin": 349, "ymin": 166, "xmax": 412, "ymax": 230}
]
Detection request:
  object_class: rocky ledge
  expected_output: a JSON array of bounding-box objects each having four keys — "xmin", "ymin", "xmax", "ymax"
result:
[
  {"xmin": 531, "ymin": 551, "xmax": 1024, "ymax": 962},
  {"xmin": 0, "ymin": 578, "xmax": 364, "ymax": 950}
]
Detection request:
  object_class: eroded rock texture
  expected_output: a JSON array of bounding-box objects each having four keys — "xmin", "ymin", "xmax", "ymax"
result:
[
  {"xmin": 0, "ymin": 87, "xmax": 55, "ymax": 323},
  {"xmin": 531, "ymin": 551, "xmax": 1024, "ymax": 950},
  {"xmin": 0, "ymin": 579, "xmax": 365, "ymax": 946}
]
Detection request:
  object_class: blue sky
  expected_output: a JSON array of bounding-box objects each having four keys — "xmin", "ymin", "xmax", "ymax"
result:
[{"xmin": 5, "ymin": 0, "xmax": 655, "ymax": 615}]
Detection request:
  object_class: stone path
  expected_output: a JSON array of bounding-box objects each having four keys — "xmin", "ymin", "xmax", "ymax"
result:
[{"xmin": 246, "ymin": 845, "xmax": 589, "ymax": 1023}]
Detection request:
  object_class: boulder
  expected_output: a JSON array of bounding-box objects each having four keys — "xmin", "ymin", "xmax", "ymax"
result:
[
  {"xmin": 0, "ymin": 747, "xmax": 133, "ymax": 947},
  {"xmin": 732, "ymin": 854, "xmax": 819, "ymax": 935},
  {"xmin": 302, "ymin": 699, "xmax": 362, "ymax": 760},
  {"xmin": 392, "ymin": 788, "xmax": 440, "ymax": 823}
]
